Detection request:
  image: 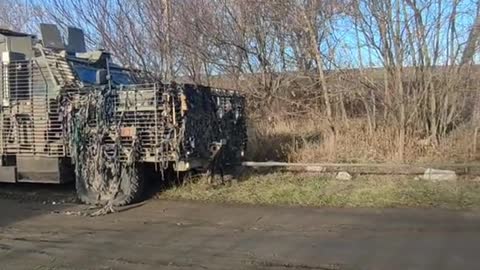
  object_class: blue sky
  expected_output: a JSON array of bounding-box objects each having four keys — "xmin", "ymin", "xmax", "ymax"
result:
[{"xmin": 20, "ymin": 0, "xmax": 480, "ymax": 71}]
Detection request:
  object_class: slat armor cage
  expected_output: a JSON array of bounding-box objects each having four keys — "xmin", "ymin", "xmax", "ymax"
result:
[{"xmin": 0, "ymin": 53, "xmax": 247, "ymax": 167}]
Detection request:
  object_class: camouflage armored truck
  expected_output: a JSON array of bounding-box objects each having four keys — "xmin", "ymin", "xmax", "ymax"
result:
[{"xmin": 0, "ymin": 24, "xmax": 247, "ymax": 206}]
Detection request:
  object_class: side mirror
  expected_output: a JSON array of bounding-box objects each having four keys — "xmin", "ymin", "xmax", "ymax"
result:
[{"xmin": 95, "ymin": 69, "xmax": 107, "ymax": 85}]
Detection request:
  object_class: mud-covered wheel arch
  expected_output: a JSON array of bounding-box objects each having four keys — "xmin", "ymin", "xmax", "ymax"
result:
[{"xmin": 75, "ymin": 161, "xmax": 145, "ymax": 206}]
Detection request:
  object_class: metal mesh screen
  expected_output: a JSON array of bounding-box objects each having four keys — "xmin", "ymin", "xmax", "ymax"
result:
[{"xmin": 0, "ymin": 60, "xmax": 66, "ymax": 156}]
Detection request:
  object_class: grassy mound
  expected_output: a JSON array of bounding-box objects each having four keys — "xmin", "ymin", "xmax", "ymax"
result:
[{"xmin": 160, "ymin": 173, "xmax": 480, "ymax": 209}]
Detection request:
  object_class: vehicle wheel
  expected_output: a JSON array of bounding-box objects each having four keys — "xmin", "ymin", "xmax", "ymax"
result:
[{"xmin": 75, "ymin": 161, "xmax": 145, "ymax": 206}]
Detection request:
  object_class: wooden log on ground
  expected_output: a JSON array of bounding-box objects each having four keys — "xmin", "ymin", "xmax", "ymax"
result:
[{"xmin": 241, "ymin": 162, "xmax": 480, "ymax": 175}]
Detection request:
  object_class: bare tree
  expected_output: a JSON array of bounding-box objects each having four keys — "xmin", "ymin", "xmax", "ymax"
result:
[{"xmin": 12, "ymin": 0, "xmax": 480, "ymax": 162}]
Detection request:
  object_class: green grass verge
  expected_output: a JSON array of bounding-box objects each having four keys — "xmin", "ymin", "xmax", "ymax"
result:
[{"xmin": 160, "ymin": 172, "xmax": 480, "ymax": 209}]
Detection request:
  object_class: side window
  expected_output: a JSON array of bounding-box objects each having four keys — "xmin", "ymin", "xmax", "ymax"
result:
[
  {"xmin": 73, "ymin": 65, "xmax": 97, "ymax": 84},
  {"xmin": 111, "ymin": 71, "xmax": 134, "ymax": 85}
]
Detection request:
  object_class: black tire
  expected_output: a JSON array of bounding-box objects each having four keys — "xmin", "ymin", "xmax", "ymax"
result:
[{"xmin": 75, "ymin": 161, "xmax": 145, "ymax": 206}]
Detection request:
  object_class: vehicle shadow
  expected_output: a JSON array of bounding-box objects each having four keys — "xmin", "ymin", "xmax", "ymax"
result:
[
  {"xmin": 0, "ymin": 164, "xmax": 278, "ymax": 228},
  {"xmin": 0, "ymin": 182, "xmax": 76, "ymax": 228},
  {"xmin": 142, "ymin": 164, "xmax": 278, "ymax": 201},
  {"xmin": 142, "ymin": 166, "xmax": 180, "ymax": 200}
]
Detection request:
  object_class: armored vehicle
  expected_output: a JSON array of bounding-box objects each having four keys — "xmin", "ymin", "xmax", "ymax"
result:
[{"xmin": 0, "ymin": 24, "xmax": 247, "ymax": 206}]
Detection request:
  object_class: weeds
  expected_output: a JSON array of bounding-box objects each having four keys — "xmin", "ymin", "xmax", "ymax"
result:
[{"xmin": 162, "ymin": 117, "xmax": 480, "ymax": 209}]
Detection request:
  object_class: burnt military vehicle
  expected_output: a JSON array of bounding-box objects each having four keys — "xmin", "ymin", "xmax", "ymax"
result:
[{"xmin": 0, "ymin": 24, "xmax": 247, "ymax": 206}]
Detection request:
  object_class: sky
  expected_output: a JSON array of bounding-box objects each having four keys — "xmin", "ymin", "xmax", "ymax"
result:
[{"xmin": 5, "ymin": 0, "xmax": 480, "ymax": 71}]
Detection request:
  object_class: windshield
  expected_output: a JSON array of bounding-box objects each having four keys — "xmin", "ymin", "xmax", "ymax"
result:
[{"xmin": 72, "ymin": 64, "xmax": 136, "ymax": 85}]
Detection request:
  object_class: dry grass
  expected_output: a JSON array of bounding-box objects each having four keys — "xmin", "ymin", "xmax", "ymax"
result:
[
  {"xmin": 160, "ymin": 172, "xmax": 480, "ymax": 209},
  {"xmin": 246, "ymin": 118, "xmax": 326, "ymax": 161},
  {"xmin": 175, "ymin": 116, "xmax": 480, "ymax": 209},
  {"xmin": 247, "ymin": 117, "xmax": 478, "ymax": 163}
]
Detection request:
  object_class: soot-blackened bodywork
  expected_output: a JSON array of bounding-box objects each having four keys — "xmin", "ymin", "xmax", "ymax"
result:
[{"xmin": 0, "ymin": 25, "xmax": 247, "ymax": 205}]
